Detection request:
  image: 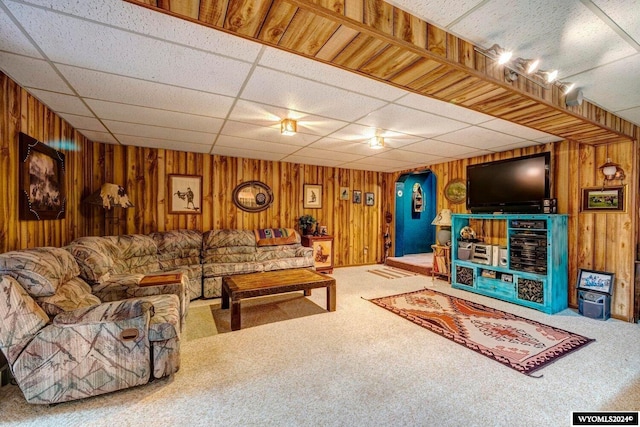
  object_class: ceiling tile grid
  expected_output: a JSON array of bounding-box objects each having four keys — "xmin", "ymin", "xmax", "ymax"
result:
[{"xmin": 0, "ymin": 0, "xmax": 637, "ymax": 173}]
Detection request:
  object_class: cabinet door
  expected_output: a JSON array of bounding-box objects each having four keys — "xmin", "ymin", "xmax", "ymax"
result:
[
  {"xmin": 312, "ymin": 239, "xmax": 333, "ymax": 270},
  {"xmin": 515, "ymin": 276, "xmax": 546, "ymax": 305}
]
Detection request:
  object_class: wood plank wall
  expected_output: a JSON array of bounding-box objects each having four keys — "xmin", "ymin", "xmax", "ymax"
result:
[
  {"xmin": 0, "ymin": 73, "xmax": 387, "ymax": 268},
  {"xmin": 1, "ymin": 72, "xmax": 638, "ymax": 320}
]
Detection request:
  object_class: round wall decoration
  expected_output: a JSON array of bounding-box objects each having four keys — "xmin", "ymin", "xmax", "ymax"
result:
[
  {"xmin": 232, "ymin": 181, "xmax": 274, "ymax": 212},
  {"xmin": 444, "ymin": 178, "xmax": 466, "ymax": 204}
]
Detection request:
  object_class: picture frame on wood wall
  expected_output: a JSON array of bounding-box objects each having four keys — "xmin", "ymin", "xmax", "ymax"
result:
[
  {"xmin": 581, "ymin": 186, "xmax": 625, "ymax": 213},
  {"xmin": 365, "ymin": 192, "xmax": 375, "ymax": 206},
  {"xmin": 303, "ymin": 184, "xmax": 322, "ymax": 209},
  {"xmin": 18, "ymin": 132, "xmax": 66, "ymax": 220},
  {"xmin": 168, "ymin": 174, "xmax": 202, "ymax": 214},
  {"xmin": 339, "ymin": 187, "xmax": 349, "ymax": 200},
  {"xmin": 353, "ymin": 190, "xmax": 362, "ymax": 204}
]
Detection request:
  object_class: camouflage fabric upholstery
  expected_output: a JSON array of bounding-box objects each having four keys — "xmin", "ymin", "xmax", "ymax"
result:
[
  {"xmin": 0, "ymin": 275, "xmax": 182, "ymax": 405},
  {"xmin": 201, "ymin": 229, "xmax": 314, "ymax": 298},
  {"xmin": 150, "ymin": 229, "xmax": 203, "ymax": 300},
  {"xmin": 66, "ymin": 234, "xmax": 189, "ymax": 329}
]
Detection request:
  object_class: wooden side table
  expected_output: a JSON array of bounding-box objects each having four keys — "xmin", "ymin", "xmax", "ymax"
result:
[
  {"xmin": 302, "ymin": 235, "xmax": 334, "ymax": 274},
  {"xmin": 431, "ymin": 244, "xmax": 451, "ymax": 282}
]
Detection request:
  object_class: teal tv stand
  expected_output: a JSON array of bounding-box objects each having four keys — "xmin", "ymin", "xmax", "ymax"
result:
[{"xmin": 451, "ymin": 214, "xmax": 568, "ymax": 314}]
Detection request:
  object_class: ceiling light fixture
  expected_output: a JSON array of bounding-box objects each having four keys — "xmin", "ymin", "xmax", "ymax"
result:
[
  {"xmin": 280, "ymin": 118, "xmax": 297, "ymax": 135},
  {"xmin": 558, "ymin": 82, "xmax": 576, "ymax": 95},
  {"xmin": 542, "ymin": 69, "xmax": 558, "ymax": 83},
  {"xmin": 518, "ymin": 58, "xmax": 540, "ymax": 74},
  {"xmin": 599, "ymin": 158, "xmax": 625, "ymax": 183},
  {"xmin": 369, "ymin": 136, "xmax": 385, "ymax": 149}
]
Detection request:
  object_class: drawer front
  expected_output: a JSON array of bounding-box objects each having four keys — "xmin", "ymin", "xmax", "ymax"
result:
[{"xmin": 476, "ymin": 277, "xmax": 515, "ymax": 299}]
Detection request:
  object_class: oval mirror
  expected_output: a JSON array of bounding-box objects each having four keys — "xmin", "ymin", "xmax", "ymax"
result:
[{"xmin": 232, "ymin": 181, "xmax": 274, "ymax": 212}]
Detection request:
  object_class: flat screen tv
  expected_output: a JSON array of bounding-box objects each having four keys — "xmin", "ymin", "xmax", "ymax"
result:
[{"xmin": 466, "ymin": 152, "xmax": 551, "ymax": 214}]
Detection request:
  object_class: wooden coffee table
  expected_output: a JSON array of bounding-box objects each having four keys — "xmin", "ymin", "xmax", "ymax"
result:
[{"xmin": 221, "ymin": 269, "xmax": 336, "ymax": 331}]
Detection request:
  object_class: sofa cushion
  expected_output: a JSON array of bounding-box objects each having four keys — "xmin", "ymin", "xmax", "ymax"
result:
[
  {"xmin": 202, "ymin": 262, "xmax": 264, "ymax": 277},
  {"xmin": 150, "ymin": 229, "xmax": 202, "ymax": 266},
  {"xmin": 253, "ymin": 228, "xmax": 299, "ymax": 246},
  {"xmin": 36, "ymin": 277, "xmax": 101, "ymax": 316},
  {"xmin": 203, "ymin": 229, "xmax": 256, "ymax": 249},
  {"xmin": 0, "ymin": 247, "xmax": 80, "ymax": 297},
  {"xmin": 255, "ymin": 245, "xmax": 300, "ymax": 261},
  {"xmin": 0, "ymin": 276, "xmax": 49, "ymax": 364}
]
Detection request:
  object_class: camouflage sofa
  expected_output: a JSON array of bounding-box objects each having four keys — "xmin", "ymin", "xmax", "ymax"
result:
[
  {"xmin": 65, "ymin": 234, "xmax": 191, "ymax": 328},
  {"xmin": 202, "ymin": 228, "xmax": 314, "ymax": 298},
  {"xmin": 0, "ymin": 248, "xmax": 181, "ymax": 404}
]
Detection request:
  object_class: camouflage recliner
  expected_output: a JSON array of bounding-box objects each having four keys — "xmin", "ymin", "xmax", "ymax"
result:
[{"xmin": 0, "ymin": 247, "xmax": 181, "ymax": 404}]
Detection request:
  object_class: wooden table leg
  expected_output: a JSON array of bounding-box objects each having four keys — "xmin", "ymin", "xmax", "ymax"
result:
[
  {"xmin": 221, "ymin": 283, "xmax": 229, "ymax": 309},
  {"xmin": 304, "ymin": 289, "xmax": 311, "ymax": 296},
  {"xmin": 230, "ymin": 299, "xmax": 241, "ymax": 331},
  {"xmin": 326, "ymin": 283, "xmax": 336, "ymax": 312}
]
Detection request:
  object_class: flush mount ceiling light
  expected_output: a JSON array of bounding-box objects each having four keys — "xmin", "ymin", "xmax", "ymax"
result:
[
  {"xmin": 369, "ymin": 136, "xmax": 385, "ymax": 149},
  {"xmin": 280, "ymin": 118, "xmax": 297, "ymax": 135}
]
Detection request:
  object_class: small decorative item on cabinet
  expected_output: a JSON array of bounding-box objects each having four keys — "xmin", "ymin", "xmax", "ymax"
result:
[
  {"xmin": 431, "ymin": 244, "xmax": 451, "ymax": 282},
  {"xmin": 298, "ymin": 214, "xmax": 317, "ymax": 236},
  {"xmin": 302, "ymin": 235, "xmax": 334, "ymax": 274}
]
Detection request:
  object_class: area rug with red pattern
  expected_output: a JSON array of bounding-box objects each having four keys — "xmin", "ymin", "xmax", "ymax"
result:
[{"xmin": 369, "ymin": 289, "xmax": 594, "ymax": 376}]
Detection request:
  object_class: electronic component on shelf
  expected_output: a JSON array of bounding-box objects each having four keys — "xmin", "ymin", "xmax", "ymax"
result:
[
  {"xmin": 509, "ymin": 219, "xmax": 547, "ymax": 229},
  {"xmin": 472, "ymin": 243, "xmax": 492, "ymax": 265}
]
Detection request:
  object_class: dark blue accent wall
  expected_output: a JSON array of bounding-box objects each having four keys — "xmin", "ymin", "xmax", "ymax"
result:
[{"xmin": 394, "ymin": 171, "xmax": 437, "ymax": 256}]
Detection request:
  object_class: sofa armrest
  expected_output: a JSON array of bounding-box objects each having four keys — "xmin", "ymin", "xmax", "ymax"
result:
[
  {"xmin": 53, "ymin": 299, "xmax": 153, "ymax": 326},
  {"xmin": 296, "ymin": 246, "xmax": 313, "ymax": 257}
]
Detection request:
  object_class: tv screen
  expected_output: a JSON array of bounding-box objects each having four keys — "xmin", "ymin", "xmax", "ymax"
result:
[{"xmin": 466, "ymin": 153, "xmax": 550, "ymax": 213}]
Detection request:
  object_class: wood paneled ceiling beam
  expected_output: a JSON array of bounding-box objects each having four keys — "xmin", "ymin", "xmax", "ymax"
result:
[{"xmin": 125, "ymin": 0, "xmax": 633, "ymax": 145}]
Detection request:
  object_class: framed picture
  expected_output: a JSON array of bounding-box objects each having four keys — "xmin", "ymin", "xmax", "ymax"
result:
[
  {"xmin": 168, "ymin": 174, "xmax": 202, "ymax": 214},
  {"xmin": 19, "ymin": 132, "xmax": 66, "ymax": 220},
  {"xmin": 339, "ymin": 187, "xmax": 349, "ymax": 200},
  {"xmin": 303, "ymin": 184, "xmax": 322, "ymax": 209},
  {"xmin": 577, "ymin": 268, "xmax": 614, "ymax": 294},
  {"xmin": 365, "ymin": 192, "xmax": 375, "ymax": 206},
  {"xmin": 444, "ymin": 178, "xmax": 466, "ymax": 204},
  {"xmin": 581, "ymin": 186, "xmax": 625, "ymax": 212},
  {"xmin": 353, "ymin": 190, "xmax": 362, "ymax": 204}
]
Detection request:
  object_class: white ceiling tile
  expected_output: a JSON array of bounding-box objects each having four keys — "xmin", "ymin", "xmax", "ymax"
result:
[
  {"xmin": 281, "ymin": 155, "xmax": 345, "ymax": 168},
  {"xmin": 220, "ymin": 121, "xmax": 318, "ymax": 146},
  {"xmin": 227, "ymin": 100, "xmax": 349, "ymax": 136},
  {"xmin": 592, "ymin": 0, "xmax": 640, "ymax": 44},
  {"xmin": 356, "ymin": 104, "xmax": 469, "ymax": 138},
  {"xmin": 479, "ymin": 119, "xmax": 554, "ymax": 140},
  {"xmin": 259, "ymin": 47, "xmax": 407, "ymax": 101},
  {"xmin": 395, "ymin": 93, "xmax": 494, "ymax": 124},
  {"xmin": 0, "ymin": 52, "xmax": 72, "ymax": 94},
  {"xmin": 571, "ymin": 54, "xmax": 640, "ymax": 111},
  {"xmin": 307, "ymin": 138, "xmax": 382, "ymax": 156},
  {"xmin": 0, "ymin": 6, "xmax": 43, "ymax": 57},
  {"xmin": 352, "ymin": 156, "xmax": 414, "ymax": 169},
  {"xmin": 26, "ymin": 88, "xmax": 92, "ymax": 115},
  {"xmin": 435, "ymin": 127, "xmax": 525, "ymax": 149},
  {"xmin": 338, "ymin": 160, "xmax": 394, "ymax": 172},
  {"xmin": 292, "ymin": 147, "xmax": 365, "ymax": 163},
  {"xmin": 534, "ymin": 135, "xmax": 564, "ymax": 144},
  {"xmin": 211, "ymin": 145, "xmax": 287, "ymax": 162},
  {"xmin": 18, "ymin": 0, "xmax": 263, "ymax": 62},
  {"xmin": 450, "ymin": 0, "xmax": 636, "ymax": 79},
  {"xmin": 117, "ymin": 135, "xmax": 212, "ymax": 153},
  {"xmin": 104, "ymin": 121, "xmax": 216, "ymax": 145},
  {"xmin": 6, "ymin": 2, "xmax": 252, "ymax": 96},
  {"xmin": 490, "ymin": 141, "xmax": 541, "ymax": 152},
  {"xmin": 215, "ymin": 135, "xmax": 300, "ymax": 155},
  {"xmin": 78, "ymin": 130, "xmax": 118, "ymax": 145},
  {"xmin": 85, "ymin": 99, "xmax": 224, "ymax": 133},
  {"xmin": 58, "ymin": 113, "xmax": 107, "ymax": 133},
  {"xmin": 402, "ymin": 139, "xmax": 477, "ymax": 157},
  {"xmin": 449, "ymin": 149, "xmax": 494, "ymax": 159},
  {"xmin": 241, "ymin": 67, "xmax": 388, "ymax": 121},
  {"xmin": 59, "ymin": 66, "xmax": 235, "ymax": 117},
  {"xmin": 371, "ymin": 149, "xmax": 444, "ymax": 164}
]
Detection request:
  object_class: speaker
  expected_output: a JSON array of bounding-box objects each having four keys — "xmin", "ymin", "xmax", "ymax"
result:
[
  {"xmin": 578, "ymin": 290, "xmax": 610, "ymax": 320},
  {"xmin": 499, "ymin": 248, "xmax": 508, "ymax": 266},
  {"xmin": 566, "ymin": 89, "xmax": 583, "ymax": 106},
  {"xmin": 458, "ymin": 242, "xmax": 473, "ymax": 260},
  {"xmin": 543, "ymin": 198, "xmax": 557, "ymax": 213},
  {"xmin": 491, "ymin": 245, "xmax": 499, "ymax": 266}
]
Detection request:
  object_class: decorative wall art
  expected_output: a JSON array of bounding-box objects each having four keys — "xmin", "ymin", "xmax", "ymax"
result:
[
  {"xmin": 232, "ymin": 181, "xmax": 274, "ymax": 212},
  {"xmin": 303, "ymin": 184, "xmax": 322, "ymax": 209},
  {"xmin": 169, "ymin": 174, "xmax": 202, "ymax": 214},
  {"xmin": 339, "ymin": 187, "xmax": 349, "ymax": 200},
  {"xmin": 353, "ymin": 190, "xmax": 362, "ymax": 204},
  {"xmin": 365, "ymin": 192, "xmax": 375, "ymax": 206},
  {"xmin": 577, "ymin": 268, "xmax": 614, "ymax": 294},
  {"xmin": 581, "ymin": 186, "xmax": 625, "ymax": 212},
  {"xmin": 19, "ymin": 132, "xmax": 66, "ymax": 220},
  {"xmin": 444, "ymin": 179, "xmax": 466, "ymax": 204}
]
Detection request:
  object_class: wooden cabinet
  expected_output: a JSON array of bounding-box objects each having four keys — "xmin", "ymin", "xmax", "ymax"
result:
[
  {"xmin": 451, "ymin": 214, "xmax": 568, "ymax": 314},
  {"xmin": 431, "ymin": 245, "xmax": 451, "ymax": 282},
  {"xmin": 302, "ymin": 235, "xmax": 334, "ymax": 274}
]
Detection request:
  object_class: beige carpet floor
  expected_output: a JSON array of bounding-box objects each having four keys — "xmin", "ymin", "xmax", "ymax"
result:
[{"xmin": 1, "ymin": 265, "xmax": 639, "ymax": 426}]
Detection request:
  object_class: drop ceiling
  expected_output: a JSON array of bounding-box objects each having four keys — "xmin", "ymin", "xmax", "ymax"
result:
[{"xmin": 0, "ymin": 0, "xmax": 637, "ymax": 172}]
